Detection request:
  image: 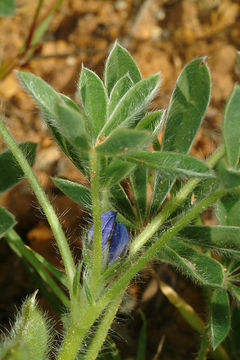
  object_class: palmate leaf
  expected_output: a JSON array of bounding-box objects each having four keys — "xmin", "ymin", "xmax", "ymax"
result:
[
  {"xmin": 210, "ymin": 288, "xmax": 230, "ymax": 350},
  {"xmin": 104, "ymin": 41, "xmax": 141, "ymax": 95},
  {"xmin": 157, "ymin": 239, "xmax": 224, "ymax": 287},
  {"xmin": 101, "ymin": 74, "xmax": 160, "ymax": 137},
  {"xmin": 179, "ymin": 225, "xmax": 240, "ymax": 257},
  {"xmin": 0, "ymin": 207, "xmax": 16, "ymax": 237},
  {"xmin": 79, "ymin": 66, "xmax": 107, "ymax": 142},
  {"xmin": 0, "ymin": 142, "xmax": 37, "ymax": 194},
  {"xmin": 125, "ymin": 151, "xmax": 213, "ymax": 178},
  {"xmin": 223, "ymin": 84, "xmax": 240, "ymax": 168},
  {"xmin": 149, "ymin": 57, "xmax": 211, "ymax": 216}
]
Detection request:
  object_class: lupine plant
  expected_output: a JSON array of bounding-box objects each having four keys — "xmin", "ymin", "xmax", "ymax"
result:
[{"xmin": 0, "ymin": 42, "xmax": 240, "ymax": 360}]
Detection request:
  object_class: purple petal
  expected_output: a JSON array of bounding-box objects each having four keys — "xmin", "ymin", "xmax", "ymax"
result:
[
  {"xmin": 88, "ymin": 211, "xmax": 117, "ymax": 247},
  {"xmin": 109, "ymin": 222, "xmax": 129, "ymax": 263}
]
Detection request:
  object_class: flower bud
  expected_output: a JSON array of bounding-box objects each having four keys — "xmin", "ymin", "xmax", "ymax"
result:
[{"xmin": 88, "ymin": 211, "xmax": 129, "ymax": 264}]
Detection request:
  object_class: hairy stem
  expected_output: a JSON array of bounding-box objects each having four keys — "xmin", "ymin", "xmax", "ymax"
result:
[
  {"xmin": 130, "ymin": 145, "xmax": 225, "ymax": 255},
  {"xmin": 99, "ymin": 187, "xmax": 227, "ymax": 309},
  {"xmin": 83, "ymin": 292, "xmax": 124, "ymax": 360},
  {"xmin": 89, "ymin": 148, "xmax": 102, "ymax": 294},
  {"xmin": 0, "ymin": 119, "xmax": 76, "ymax": 296}
]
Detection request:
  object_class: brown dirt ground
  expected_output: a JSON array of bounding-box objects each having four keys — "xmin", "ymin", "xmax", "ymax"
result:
[{"xmin": 0, "ymin": 0, "xmax": 240, "ymax": 359}]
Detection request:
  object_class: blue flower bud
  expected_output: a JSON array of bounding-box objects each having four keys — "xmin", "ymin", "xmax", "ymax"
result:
[
  {"xmin": 109, "ymin": 222, "xmax": 129, "ymax": 264},
  {"xmin": 88, "ymin": 211, "xmax": 129, "ymax": 264},
  {"xmin": 88, "ymin": 211, "xmax": 117, "ymax": 247}
]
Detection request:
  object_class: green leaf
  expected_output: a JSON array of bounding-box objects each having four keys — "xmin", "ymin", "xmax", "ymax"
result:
[
  {"xmin": 217, "ymin": 191, "xmax": 240, "ymax": 226},
  {"xmin": 110, "ymin": 184, "xmax": 137, "ymax": 225},
  {"xmin": 136, "ymin": 110, "xmax": 164, "ymax": 135},
  {"xmin": 0, "ymin": 207, "xmax": 16, "ymax": 237},
  {"xmin": 79, "ymin": 66, "xmax": 107, "ymax": 141},
  {"xmin": 102, "ymin": 74, "xmax": 160, "ymax": 136},
  {"xmin": 100, "ymin": 159, "xmax": 136, "ymax": 188},
  {"xmin": 210, "ymin": 288, "xmax": 230, "ymax": 350},
  {"xmin": 216, "ymin": 159, "xmax": 240, "ymax": 189},
  {"xmin": 223, "ymin": 84, "xmax": 240, "ymax": 168},
  {"xmin": 96, "ymin": 128, "xmax": 151, "ymax": 155},
  {"xmin": 162, "ymin": 57, "xmax": 210, "ymax": 153},
  {"xmin": 228, "ymin": 283, "xmax": 240, "ymax": 303},
  {"xmin": 130, "ymin": 166, "xmax": 148, "ymax": 224},
  {"xmin": 17, "ymin": 70, "xmax": 60, "ymax": 116},
  {"xmin": 109, "ymin": 74, "xmax": 133, "ymax": 116},
  {"xmin": 157, "ymin": 239, "xmax": 224, "ymax": 287},
  {"xmin": 125, "ymin": 151, "xmax": 213, "ymax": 178},
  {"xmin": 180, "ymin": 225, "xmax": 240, "ymax": 257},
  {"xmin": 0, "ymin": 142, "xmax": 37, "ymax": 194},
  {"xmin": 56, "ymin": 102, "xmax": 89, "ymax": 150},
  {"xmin": 53, "ymin": 177, "xmax": 91, "ymax": 210},
  {"xmin": 0, "ymin": 0, "xmax": 15, "ymax": 16},
  {"xmin": 149, "ymin": 58, "xmax": 210, "ymax": 217},
  {"xmin": 104, "ymin": 41, "xmax": 141, "ymax": 95},
  {"xmin": 17, "ymin": 71, "xmax": 89, "ymax": 175}
]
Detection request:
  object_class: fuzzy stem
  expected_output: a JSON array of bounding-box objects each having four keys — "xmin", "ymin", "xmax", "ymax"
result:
[
  {"xmin": 83, "ymin": 292, "xmax": 124, "ymax": 360},
  {"xmin": 89, "ymin": 148, "xmax": 102, "ymax": 294},
  {"xmin": 99, "ymin": 187, "xmax": 227, "ymax": 309},
  {"xmin": 129, "ymin": 145, "xmax": 225, "ymax": 256},
  {"xmin": 0, "ymin": 119, "xmax": 76, "ymax": 296}
]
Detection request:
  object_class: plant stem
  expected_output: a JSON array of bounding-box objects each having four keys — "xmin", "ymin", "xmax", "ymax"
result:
[
  {"xmin": 5, "ymin": 229, "xmax": 69, "ymax": 308},
  {"xmin": 83, "ymin": 292, "xmax": 124, "ymax": 360},
  {"xmin": 130, "ymin": 145, "xmax": 225, "ymax": 256},
  {"xmin": 0, "ymin": 119, "xmax": 76, "ymax": 296},
  {"xmin": 89, "ymin": 148, "xmax": 102, "ymax": 294},
  {"xmin": 99, "ymin": 187, "xmax": 227, "ymax": 309}
]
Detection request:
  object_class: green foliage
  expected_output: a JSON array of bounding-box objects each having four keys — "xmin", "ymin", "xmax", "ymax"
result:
[
  {"xmin": 2, "ymin": 40, "xmax": 240, "ymax": 360},
  {"xmin": 158, "ymin": 239, "xmax": 224, "ymax": 287},
  {"xmin": 53, "ymin": 177, "xmax": 91, "ymax": 210},
  {"xmin": 0, "ymin": 0, "xmax": 15, "ymax": 16},
  {"xmin": 104, "ymin": 41, "xmax": 141, "ymax": 95},
  {"xmin": 179, "ymin": 225, "xmax": 240, "ymax": 257},
  {"xmin": 125, "ymin": 151, "xmax": 213, "ymax": 177},
  {"xmin": 0, "ymin": 207, "xmax": 16, "ymax": 237},
  {"xmin": 79, "ymin": 67, "xmax": 107, "ymax": 142},
  {"xmin": 210, "ymin": 288, "xmax": 230, "ymax": 350},
  {"xmin": 0, "ymin": 142, "xmax": 37, "ymax": 193},
  {"xmin": 223, "ymin": 84, "xmax": 240, "ymax": 168}
]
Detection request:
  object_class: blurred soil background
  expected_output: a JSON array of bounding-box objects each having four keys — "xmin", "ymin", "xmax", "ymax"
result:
[{"xmin": 0, "ymin": 0, "xmax": 240, "ymax": 359}]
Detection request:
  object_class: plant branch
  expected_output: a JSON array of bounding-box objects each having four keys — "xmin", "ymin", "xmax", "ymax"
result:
[
  {"xmin": 89, "ymin": 148, "xmax": 102, "ymax": 294},
  {"xmin": 0, "ymin": 119, "xmax": 76, "ymax": 296},
  {"xmin": 129, "ymin": 145, "xmax": 225, "ymax": 255}
]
